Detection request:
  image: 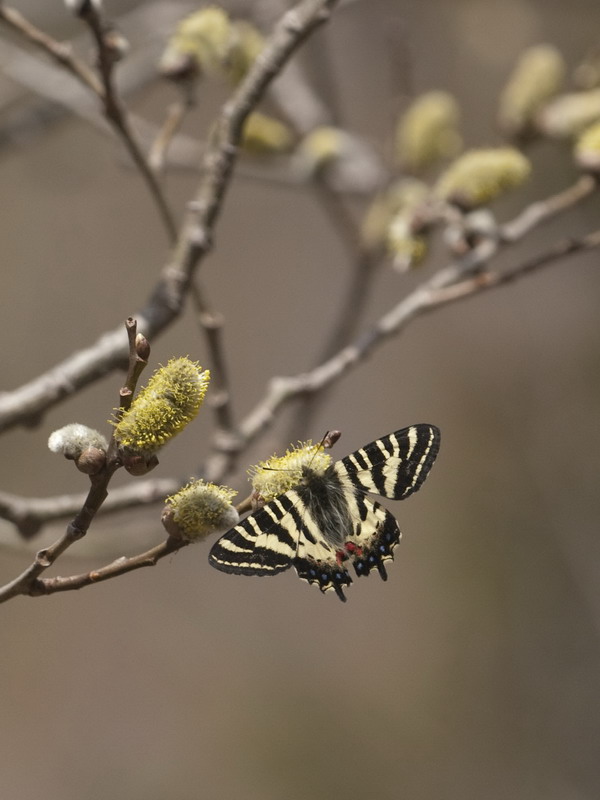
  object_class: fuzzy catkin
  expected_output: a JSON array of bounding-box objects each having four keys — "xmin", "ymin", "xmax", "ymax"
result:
[{"xmin": 112, "ymin": 358, "xmax": 210, "ymax": 454}]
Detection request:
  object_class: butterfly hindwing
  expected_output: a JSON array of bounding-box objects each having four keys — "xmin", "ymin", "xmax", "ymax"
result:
[
  {"xmin": 290, "ymin": 493, "xmax": 401, "ymax": 600},
  {"xmin": 293, "ymin": 537, "xmax": 353, "ymax": 602},
  {"xmin": 342, "ymin": 493, "xmax": 402, "ymax": 581},
  {"xmin": 336, "ymin": 424, "xmax": 440, "ymax": 500}
]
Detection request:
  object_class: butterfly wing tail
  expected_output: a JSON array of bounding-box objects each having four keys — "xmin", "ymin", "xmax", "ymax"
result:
[{"xmin": 292, "ymin": 555, "xmax": 353, "ymax": 602}]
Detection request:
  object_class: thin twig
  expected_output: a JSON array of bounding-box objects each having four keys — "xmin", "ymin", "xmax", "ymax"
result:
[
  {"xmin": 0, "ymin": 467, "xmax": 117, "ymax": 603},
  {"xmin": 0, "ymin": 2, "xmax": 102, "ymax": 94},
  {"xmin": 79, "ymin": 4, "xmax": 178, "ymax": 242},
  {"xmin": 29, "ymin": 536, "xmax": 186, "ymax": 596},
  {"xmin": 500, "ymin": 174, "xmax": 597, "ymax": 241},
  {"xmin": 149, "ymin": 92, "xmax": 195, "ymax": 174},
  {"xmin": 190, "ymin": 281, "xmax": 236, "ymax": 437}
]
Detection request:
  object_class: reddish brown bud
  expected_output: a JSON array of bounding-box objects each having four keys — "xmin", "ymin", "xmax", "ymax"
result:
[
  {"xmin": 323, "ymin": 430, "xmax": 342, "ymax": 449},
  {"xmin": 135, "ymin": 333, "xmax": 150, "ymax": 362},
  {"xmin": 121, "ymin": 452, "xmax": 159, "ymax": 476},
  {"xmin": 102, "ymin": 29, "xmax": 129, "ymax": 64},
  {"xmin": 75, "ymin": 446, "xmax": 107, "ymax": 475}
]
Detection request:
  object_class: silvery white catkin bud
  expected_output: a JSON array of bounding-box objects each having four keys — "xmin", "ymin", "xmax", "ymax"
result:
[{"xmin": 48, "ymin": 424, "xmax": 108, "ymax": 460}]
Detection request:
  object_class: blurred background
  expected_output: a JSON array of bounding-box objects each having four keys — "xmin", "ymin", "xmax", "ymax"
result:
[{"xmin": 1, "ymin": 1, "xmax": 600, "ymax": 798}]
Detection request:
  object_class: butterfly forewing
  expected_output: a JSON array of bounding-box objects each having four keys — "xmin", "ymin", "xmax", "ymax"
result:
[
  {"xmin": 336, "ymin": 424, "xmax": 440, "ymax": 500},
  {"xmin": 208, "ymin": 493, "xmax": 299, "ymax": 575}
]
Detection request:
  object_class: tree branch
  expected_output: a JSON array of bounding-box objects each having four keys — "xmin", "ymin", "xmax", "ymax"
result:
[
  {"xmin": 0, "ymin": 1, "xmax": 102, "ymax": 94},
  {"xmin": 0, "ymin": 477, "xmax": 180, "ymax": 539},
  {"xmin": 29, "ymin": 536, "xmax": 186, "ymax": 597}
]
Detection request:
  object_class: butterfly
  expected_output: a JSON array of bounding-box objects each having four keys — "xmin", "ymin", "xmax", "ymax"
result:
[{"xmin": 209, "ymin": 424, "xmax": 440, "ymax": 601}]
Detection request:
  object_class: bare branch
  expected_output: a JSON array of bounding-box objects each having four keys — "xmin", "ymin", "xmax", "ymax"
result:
[
  {"xmin": 79, "ymin": 4, "xmax": 178, "ymax": 242},
  {"xmin": 0, "ymin": 2, "xmax": 102, "ymax": 94},
  {"xmin": 0, "ymin": 477, "xmax": 180, "ymax": 538},
  {"xmin": 29, "ymin": 537, "xmax": 186, "ymax": 597},
  {"xmin": 501, "ymin": 174, "xmax": 598, "ymax": 241},
  {"xmin": 190, "ymin": 282, "xmax": 236, "ymax": 437}
]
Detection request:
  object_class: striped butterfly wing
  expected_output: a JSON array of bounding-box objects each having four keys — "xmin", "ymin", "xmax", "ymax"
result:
[
  {"xmin": 293, "ymin": 493, "xmax": 401, "ymax": 600},
  {"xmin": 210, "ymin": 486, "xmax": 358, "ymax": 601},
  {"xmin": 208, "ymin": 492, "xmax": 301, "ymax": 576},
  {"xmin": 335, "ymin": 424, "xmax": 440, "ymax": 500}
]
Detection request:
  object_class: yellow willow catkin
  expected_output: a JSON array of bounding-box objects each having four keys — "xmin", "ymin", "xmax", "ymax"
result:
[
  {"xmin": 538, "ymin": 90, "xmax": 600, "ymax": 138},
  {"xmin": 395, "ymin": 91, "xmax": 461, "ymax": 173},
  {"xmin": 250, "ymin": 441, "xmax": 331, "ymax": 502},
  {"xmin": 360, "ymin": 178, "xmax": 429, "ymax": 253},
  {"xmin": 112, "ymin": 358, "xmax": 210, "ymax": 454},
  {"xmin": 434, "ymin": 148, "xmax": 531, "ymax": 209},
  {"xmin": 165, "ymin": 479, "xmax": 238, "ymax": 541},
  {"xmin": 297, "ymin": 127, "xmax": 347, "ymax": 172},
  {"xmin": 574, "ymin": 121, "xmax": 600, "ymax": 171},
  {"xmin": 159, "ymin": 6, "xmax": 231, "ymax": 77},
  {"xmin": 498, "ymin": 44, "xmax": 565, "ymax": 137},
  {"xmin": 225, "ymin": 20, "xmax": 265, "ymax": 85},
  {"xmin": 241, "ymin": 112, "xmax": 295, "ymax": 155}
]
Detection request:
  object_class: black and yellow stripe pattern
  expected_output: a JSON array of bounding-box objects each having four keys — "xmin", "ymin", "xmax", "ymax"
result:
[{"xmin": 209, "ymin": 424, "xmax": 440, "ymax": 602}]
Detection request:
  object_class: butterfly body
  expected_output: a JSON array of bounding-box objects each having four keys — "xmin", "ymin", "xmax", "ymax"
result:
[
  {"xmin": 209, "ymin": 424, "xmax": 440, "ymax": 602},
  {"xmin": 296, "ymin": 463, "xmax": 351, "ymax": 550}
]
